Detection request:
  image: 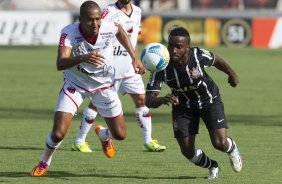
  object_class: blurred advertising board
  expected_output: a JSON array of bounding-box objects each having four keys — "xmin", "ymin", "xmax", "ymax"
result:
[
  {"xmin": 252, "ymin": 17, "xmax": 282, "ymax": 48},
  {"xmin": 139, "ymin": 16, "xmax": 282, "ymax": 48},
  {"xmin": 0, "ymin": 11, "xmax": 71, "ymax": 45}
]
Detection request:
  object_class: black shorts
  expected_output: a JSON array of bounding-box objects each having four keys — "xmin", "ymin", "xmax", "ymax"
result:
[{"xmin": 172, "ymin": 101, "xmax": 228, "ymax": 138}]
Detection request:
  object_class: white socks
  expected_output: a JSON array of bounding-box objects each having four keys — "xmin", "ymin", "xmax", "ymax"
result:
[
  {"xmin": 226, "ymin": 137, "xmax": 234, "ymax": 153},
  {"xmin": 74, "ymin": 107, "xmax": 98, "ymax": 145},
  {"xmin": 97, "ymin": 127, "xmax": 112, "ymax": 141},
  {"xmin": 40, "ymin": 132, "xmax": 62, "ymax": 165},
  {"xmin": 135, "ymin": 106, "xmax": 152, "ymax": 144}
]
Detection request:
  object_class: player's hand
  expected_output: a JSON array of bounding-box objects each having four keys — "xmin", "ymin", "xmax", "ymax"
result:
[
  {"xmin": 228, "ymin": 74, "xmax": 239, "ymax": 87},
  {"xmin": 132, "ymin": 57, "xmax": 145, "ymax": 74},
  {"xmin": 86, "ymin": 50, "xmax": 105, "ymax": 66},
  {"xmin": 163, "ymin": 94, "xmax": 179, "ymax": 106}
]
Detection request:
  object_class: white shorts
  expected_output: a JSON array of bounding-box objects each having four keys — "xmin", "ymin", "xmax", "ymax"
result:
[
  {"xmin": 55, "ymin": 82, "xmax": 122, "ymax": 118},
  {"xmin": 114, "ymin": 74, "xmax": 145, "ymax": 95}
]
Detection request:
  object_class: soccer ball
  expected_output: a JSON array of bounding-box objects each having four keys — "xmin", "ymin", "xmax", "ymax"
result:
[{"xmin": 140, "ymin": 43, "xmax": 170, "ymax": 72}]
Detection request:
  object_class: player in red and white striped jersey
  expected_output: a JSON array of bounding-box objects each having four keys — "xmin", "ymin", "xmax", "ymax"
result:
[{"xmin": 72, "ymin": 0, "xmax": 166, "ymax": 153}]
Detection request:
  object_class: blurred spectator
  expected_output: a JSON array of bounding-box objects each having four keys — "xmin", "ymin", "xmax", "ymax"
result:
[
  {"xmin": 191, "ymin": 0, "xmax": 238, "ymax": 9},
  {"xmin": 157, "ymin": 0, "xmax": 177, "ymax": 9},
  {"xmin": 10, "ymin": 0, "xmax": 78, "ymax": 10},
  {"xmin": 5, "ymin": 0, "xmax": 114, "ymax": 10},
  {"xmin": 0, "ymin": 0, "xmax": 14, "ymax": 9},
  {"xmin": 133, "ymin": 0, "xmax": 142, "ymax": 6},
  {"xmin": 277, "ymin": 0, "xmax": 282, "ymax": 10},
  {"xmin": 139, "ymin": 0, "xmax": 177, "ymax": 10},
  {"xmin": 244, "ymin": 0, "xmax": 278, "ymax": 8}
]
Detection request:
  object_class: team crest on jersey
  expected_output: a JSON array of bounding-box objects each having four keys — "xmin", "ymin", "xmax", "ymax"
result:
[
  {"xmin": 190, "ymin": 67, "xmax": 201, "ymax": 79},
  {"xmin": 105, "ymin": 39, "xmax": 110, "ymax": 46}
]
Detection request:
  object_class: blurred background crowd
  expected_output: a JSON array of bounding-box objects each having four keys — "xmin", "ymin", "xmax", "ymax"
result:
[{"xmin": 1, "ymin": 0, "xmax": 282, "ymax": 11}]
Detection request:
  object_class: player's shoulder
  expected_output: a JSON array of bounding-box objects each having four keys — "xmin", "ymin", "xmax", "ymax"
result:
[
  {"xmin": 192, "ymin": 47, "xmax": 212, "ymax": 56},
  {"xmin": 131, "ymin": 4, "xmax": 142, "ymax": 13},
  {"xmin": 100, "ymin": 19, "xmax": 118, "ymax": 33},
  {"xmin": 101, "ymin": 3, "xmax": 117, "ymax": 19},
  {"xmin": 192, "ymin": 47, "xmax": 214, "ymax": 62},
  {"xmin": 61, "ymin": 22, "xmax": 79, "ymax": 34}
]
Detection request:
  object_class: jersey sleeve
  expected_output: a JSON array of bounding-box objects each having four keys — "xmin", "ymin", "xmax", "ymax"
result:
[
  {"xmin": 101, "ymin": 8, "xmax": 111, "ymax": 20},
  {"xmin": 59, "ymin": 27, "xmax": 72, "ymax": 48},
  {"xmin": 197, "ymin": 47, "xmax": 215, "ymax": 68},
  {"xmin": 146, "ymin": 71, "xmax": 164, "ymax": 92}
]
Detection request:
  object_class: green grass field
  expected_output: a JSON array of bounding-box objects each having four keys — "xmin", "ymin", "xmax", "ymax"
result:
[{"xmin": 0, "ymin": 46, "xmax": 281, "ymax": 184}]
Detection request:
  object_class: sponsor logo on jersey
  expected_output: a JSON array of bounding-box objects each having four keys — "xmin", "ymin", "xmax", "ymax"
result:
[
  {"xmin": 104, "ymin": 99, "xmax": 115, "ymax": 105},
  {"xmin": 102, "ymin": 39, "xmax": 111, "ymax": 49},
  {"xmin": 77, "ymin": 64, "xmax": 113, "ymax": 77},
  {"xmin": 105, "ymin": 39, "xmax": 110, "ymax": 46},
  {"xmin": 113, "ymin": 46, "xmax": 128, "ymax": 56},
  {"xmin": 190, "ymin": 67, "xmax": 201, "ymax": 79},
  {"xmin": 101, "ymin": 32, "xmax": 113, "ymax": 39},
  {"xmin": 100, "ymin": 32, "xmax": 112, "ymax": 36}
]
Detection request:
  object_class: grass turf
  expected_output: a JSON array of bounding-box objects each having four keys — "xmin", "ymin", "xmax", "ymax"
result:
[{"xmin": 0, "ymin": 46, "xmax": 281, "ymax": 183}]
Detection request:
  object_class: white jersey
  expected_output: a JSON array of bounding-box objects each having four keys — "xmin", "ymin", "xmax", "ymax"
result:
[
  {"xmin": 59, "ymin": 21, "xmax": 118, "ymax": 92},
  {"xmin": 102, "ymin": 2, "xmax": 142, "ymax": 79}
]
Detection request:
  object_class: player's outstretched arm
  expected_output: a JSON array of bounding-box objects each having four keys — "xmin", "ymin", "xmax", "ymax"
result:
[
  {"xmin": 56, "ymin": 46, "xmax": 104, "ymax": 71},
  {"xmin": 145, "ymin": 91, "xmax": 179, "ymax": 108},
  {"xmin": 213, "ymin": 55, "xmax": 239, "ymax": 87},
  {"xmin": 115, "ymin": 24, "xmax": 145, "ymax": 74}
]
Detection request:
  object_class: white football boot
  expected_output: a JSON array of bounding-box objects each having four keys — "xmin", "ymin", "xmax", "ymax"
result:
[
  {"xmin": 207, "ymin": 164, "xmax": 219, "ymax": 179},
  {"xmin": 228, "ymin": 140, "xmax": 242, "ymax": 172}
]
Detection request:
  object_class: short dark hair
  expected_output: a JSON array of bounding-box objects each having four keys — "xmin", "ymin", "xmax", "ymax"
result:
[
  {"xmin": 80, "ymin": 1, "xmax": 100, "ymax": 16},
  {"xmin": 169, "ymin": 26, "xmax": 190, "ymax": 45}
]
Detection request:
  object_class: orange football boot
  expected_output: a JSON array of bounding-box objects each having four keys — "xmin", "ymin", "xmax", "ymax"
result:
[
  {"xmin": 95, "ymin": 125, "xmax": 115, "ymax": 158},
  {"xmin": 30, "ymin": 161, "xmax": 48, "ymax": 176}
]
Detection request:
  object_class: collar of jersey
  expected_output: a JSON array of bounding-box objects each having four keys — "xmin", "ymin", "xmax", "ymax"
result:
[{"xmin": 78, "ymin": 23, "xmax": 98, "ymax": 45}]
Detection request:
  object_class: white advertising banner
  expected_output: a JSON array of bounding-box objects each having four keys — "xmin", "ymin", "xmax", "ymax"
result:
[{"xmin": 0, "ymin": 11, "xmax": 72, "ymax": 45}]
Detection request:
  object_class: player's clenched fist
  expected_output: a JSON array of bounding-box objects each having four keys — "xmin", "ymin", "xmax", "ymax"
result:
[{"xmin": 132, "ymin": 57, "xmax": 145, "ymax": 74}]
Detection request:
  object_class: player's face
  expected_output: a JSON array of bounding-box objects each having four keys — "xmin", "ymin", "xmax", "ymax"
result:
[
  {"xmin": 118, "ymin": 0, "xmax": 131, "ymax": 5},
  {"xmin": 79, "ymin": 7, "xmax": 101, "ymax": 37},
  {"xmin": 168, "ymin": 36, "xmax": 189, "ymax": 66}
]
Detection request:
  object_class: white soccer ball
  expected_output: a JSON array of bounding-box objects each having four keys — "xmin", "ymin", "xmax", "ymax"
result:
[{"xmin": 140, "ymin": 43, "xmax": 170, "ymax": 72}]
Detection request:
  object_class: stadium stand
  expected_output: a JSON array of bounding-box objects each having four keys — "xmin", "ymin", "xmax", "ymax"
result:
[
  {"xmin": 1, "ymin": 0, "xmax": 282, "ymax": 11},
  {"xmin": 0, "ymin": 0, "xmax": 114, "ymax": 10}
]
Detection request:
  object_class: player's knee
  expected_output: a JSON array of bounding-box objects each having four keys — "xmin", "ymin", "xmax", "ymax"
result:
[
  {"xmin": 133, "ymin": 95, "xmax": 145, "ymax": 107},
  {"xmin": 112, "ymin": 132, "xmax": 126, "ymax": 140},
  {"xmin": 52, "ymin": 131, "xmax": 66, "ymax": 142},
  {"xmin": 212, "ymin": 138, "xmax": 227, "ymax": 151}
]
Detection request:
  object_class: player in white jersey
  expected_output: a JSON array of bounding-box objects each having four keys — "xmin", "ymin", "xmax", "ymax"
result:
[
  {"xmin": 71, "ymin": 0, "xmax": 166, "ymax": 153},
  {"xmin": 30, "ymin": 1, "xmax": 145, "ymax": 177}
]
